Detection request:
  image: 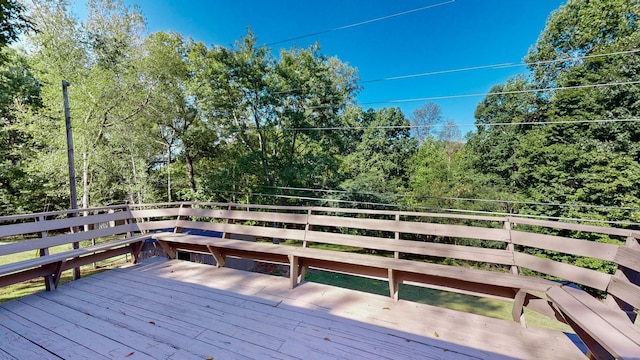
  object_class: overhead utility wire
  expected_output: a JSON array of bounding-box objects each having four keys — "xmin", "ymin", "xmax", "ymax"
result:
[
  {"xmin": 283, "ymin": 117, "xmax": 640, "ymax": 131},
  {"xmin": 359, "ymin": 80, "xmax": 640, "ymax": 105},
  {"xmin": 212, "ymin": 182, "xmax": 640, "ymax": 212},
  {"xmin": 269, "ymin": 49, "xmax": 640, "ymax": 97},
  {"xmin": 361, "ymin": 49, "xmax": 640, "ymax": 83},
  {"xmin": 267, "ymin": 0, "xmax": 456, "ymax": 46},
  {"xmin": 217, "ymin": 80, "xmax": 640, "ymax": 120},
  {"xmin": 208, "ymin": 189, "xmax": 640, "ymax": 226}
]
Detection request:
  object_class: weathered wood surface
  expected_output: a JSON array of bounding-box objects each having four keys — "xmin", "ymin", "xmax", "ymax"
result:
[
  {"xmin": 546, "ymin": 286, "xmax": 640, "ymax": 359},
  {"xmin": 0, "ymin": 258, "xmax": 585, "ymax": 359}
]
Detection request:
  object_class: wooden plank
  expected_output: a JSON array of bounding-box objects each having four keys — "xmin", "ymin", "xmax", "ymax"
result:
[
  {"xmin": 179, "ymin": 207, "xmax": 308, "ymax": 225},
  {"xmin": 0, "ymin": 204, "xmax": 128, "ymax": 222},
  {"xmin": 117, "ymin": 259, "xmax": 583, "ymax": 359},
  {"xmin": 113, "ymin": 263, "xmax": 483, "ymax": 359},
  {"xmin": 35, "ymin": 289, "xmax": 254, "ymax": 360},
  {"xmin": 607, "ymin": 274, "xmax": 640, "ymax": 309},
  {"xmin": 614, "ymin": 246, "xmax": 640, "ymax": 273},
  {"xmin": 0, "ymin": 222, "xmax": 139, "ymax": 256},
  {"xmin": 310, "ymin": 206, "xmax": 508, "ymax": 222},
  {"xmin": 1, "ymin": 235, "xmax": 147, "ymax": 276},
  {"xmin": 546, "ymin": 286, "xmax": 640, "ymax": 359},
  {"xmin": 129, "ymin": 207, "xmax": 182, "ymax": 218},
  {"xmin": 511, "ymin": 231, "xmax": 619, "ymax": 262},
  {"xmin": 0, "ymin": 266, "xmax": 54, "ymax": 288},
  {"xmin": 0, "ymin": 301, "xmax": 156, "ymax": 360},
  {"xmin": 509, "ymin": 216, "xmax": 632, "ymax": 238},
  {"xmin": 15, "ymin": 295, "xmax": 178, "ymax": 359},
  {"xmin": 134, "ymin": 219, "xmax": 176, "ymax": 231},
  {"xmin": 294, "ymin": 247, "xmax": 554, "ymax": 292},
  {"xmin": 514, "ymin": 252, "xmax": 611, "ymax": 291},
  {"xmin": 0, "ymin": 324, "xmax": 59, "ymax": 359},
  {"xmin": 304, "ymin": 230, "xmax": 515, "ymax": 265},
  {"xmin": 174, "ymin": 219, "xmax": 307, "ymax": 241},
  {"xmin": 0, "ymin": 307, "xmax": 110, "ymax": 360},
  {"xmin": 308, "ymin": 215, "xmax": 510, "ymax": 242},
  {"xmin": 0, "ymin": 210, "xmax": 133, "ymax": 238},
  {"xmin": 561, "ymin": 285, "xmax": 640, "ymax": 342}
]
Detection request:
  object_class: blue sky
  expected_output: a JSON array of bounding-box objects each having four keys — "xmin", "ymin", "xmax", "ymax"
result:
[{"xmin": 85, "ymin": 0, "xmax": 567, "ymax": 132}]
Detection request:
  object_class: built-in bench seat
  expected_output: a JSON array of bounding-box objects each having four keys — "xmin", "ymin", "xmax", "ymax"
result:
[
  {"xmin": 2, "ymin": 202, "xmax": 639, "ymax": 359},
  {"xmin": 0, "ymin": 205, "xmax": 181, "ymax": 290},
  {"xmin": 547, "ymin": 285, "xmax": 640, "ymax": 360}
]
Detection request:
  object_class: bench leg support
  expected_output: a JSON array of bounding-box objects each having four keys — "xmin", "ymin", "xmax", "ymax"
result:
[
  {"xmin": 52, "ymin": 260, "xmax": 67, "ymax": 290},
  {"xmin": 206, "ymin": 246, "xmax": 226, "ymax": 268},
  {"xmin": 130, "ymin": 242, "xmax": 144, "ymax": 264},
  {"xmin": 288, "ymin": 255, "xmax": 299, "ymax": 289},
  {"xmin": 388, "ymin": 269, "xmax": 399, "ymax": 301},
  {"xmin": 512, "ymin": 289, "xmax": 527, "ymax": 327},
  {"xmin": 156, "ymin": 240, "xmax": 177, "ymax": 259}
]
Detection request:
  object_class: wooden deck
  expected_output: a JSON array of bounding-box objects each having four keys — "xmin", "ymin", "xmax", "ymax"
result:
[{"xmin": 0, "ymin": 257, "xmax": 585, "ymax": 360}]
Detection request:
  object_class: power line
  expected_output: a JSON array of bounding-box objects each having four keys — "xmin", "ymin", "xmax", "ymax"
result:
[
  {"xmin": 270, "ymin": 48, "xmax": 640, "ymax": 97},
  {"xmin": 358, "ymin": 80, "xmax": 640, "ymax": 105},
  {"xmin": 282, "ymin": 117, "xmax": 640, "ymax": 131},
  {"xmin": 207, "ymin": 188, "xmax": 640, "ymax": 226},
  {"xmin": 361, "ymin": 49, "xmax": 640, "ymax": 83},
  {"xmin": 213, "ymin": 80, "xmax": 640, "ymax": 120},
  {"xmin": 267, "ymin": 0, "xmax": 456, "ymax": 46},
  {"xmin": 210, "ymin": 182, "xmax": 640, "ymax": 212}
]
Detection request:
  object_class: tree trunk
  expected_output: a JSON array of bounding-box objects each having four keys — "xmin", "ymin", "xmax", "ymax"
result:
[
  {"xmin": 167, "ymin": 146, "xmax": 172, "ymax": 202},
  {"xmin": 184, "ymin": 148, "xmax": 196, "ymax": 193}
]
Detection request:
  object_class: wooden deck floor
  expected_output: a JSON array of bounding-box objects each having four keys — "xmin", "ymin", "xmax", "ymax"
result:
[{"xmin": 0, "ymin": 257, "xmax": 585, "ymax": 359}]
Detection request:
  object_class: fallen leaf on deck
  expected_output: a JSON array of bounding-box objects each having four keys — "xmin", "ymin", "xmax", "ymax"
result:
[
  {"xmin": 434, "ymin": 331, "xmax": 440, "ymax": 338},
  {"xmin": 324, "ymin": 337, "xmax": 330, "ymax": 341},
  {"xmin": 206, "ymin": 356, "xmax": 214, "ymax": 360},
  {"xmin": 149, "ymin": 321, "xmax": 156, "ymax": 325},
  {"xmin": 382, "ymin": 307, "xmax": 390, "ymax": 310},
  {"xmin": 125, "ymin": 352, "xmax": 135, "ymax": 357}
]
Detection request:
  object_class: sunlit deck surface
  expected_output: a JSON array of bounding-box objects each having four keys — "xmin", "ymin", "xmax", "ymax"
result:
[{"xmin": 0, "ymin": 257, "xmax": 585, "ymax": 360}]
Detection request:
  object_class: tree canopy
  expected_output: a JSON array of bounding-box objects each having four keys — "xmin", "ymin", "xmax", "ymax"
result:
[{"xmin": 1, "ymin": 0, "xmax": 639, "ymax": 238}]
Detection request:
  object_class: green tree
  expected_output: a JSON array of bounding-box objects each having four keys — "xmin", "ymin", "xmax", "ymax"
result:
[
  {"xmin": 514, "ymin": 0, "xmax": 640, "ymax": 222},
  {"xmin": 339, "ymin": 107, "xmax": 417, "ymax": 206},
  {"xmin": 18, "ymin": 0, "xmax": 157, "ymax": 208},
  {"xmin": 191, "ymin": 31, "xmax": 359, "ymax": 202},
  {"xmin": 0, "ymin": 47, "xmax": 46, "ymax": 214}
]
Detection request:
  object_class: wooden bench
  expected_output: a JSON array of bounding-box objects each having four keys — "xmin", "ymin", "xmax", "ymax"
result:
[
  {"xmin": 0, "ymin": 205, "xmax": 179, "ymax": 289},
  {"xmin": 3, "ymin": 201, "xmax": 639, "ymax": 359},
  {"xmin": 152, "ymin": 202, "xmax": 640, "ymax": 359}
]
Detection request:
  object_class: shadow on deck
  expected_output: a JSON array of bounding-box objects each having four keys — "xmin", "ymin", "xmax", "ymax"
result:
[{"xmin": 0, "ymin": 257, "xmax": 584, "ymax": 359}]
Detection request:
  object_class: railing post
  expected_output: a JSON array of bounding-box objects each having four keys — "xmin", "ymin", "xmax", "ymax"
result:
[
  {"xmin": 303, "ymin": 209, "xmax": 312, "ymax": 248},
  {"xmin": 394, "ymin": 213, "xmax": 400, "ymax": 259},
  {"xmin": 36, "ymin": 215, "xmax": 55, "ymax": 290},
  {"xmin": 505, "ymin": 219, "xmax": 518, "ymax": 275}
]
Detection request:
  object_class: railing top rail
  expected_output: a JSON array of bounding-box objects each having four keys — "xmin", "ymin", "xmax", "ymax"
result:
[
  {"xmin": 0, "ymin": 204, "xmax": 130, "ymax": 222},
  {"xmin": 509, "ymin": 216, "xmax": 636, "ymax": 238}
]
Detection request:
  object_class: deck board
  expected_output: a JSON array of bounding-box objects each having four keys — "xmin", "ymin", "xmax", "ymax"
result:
[{"xmin": 0, "ymin": 257, "xmax": 585, "ymax": 359}]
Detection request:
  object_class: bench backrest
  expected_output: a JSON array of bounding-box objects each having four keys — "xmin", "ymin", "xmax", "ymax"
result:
[
  {"xmin": 166, "ymin": 202, "xmax": 640, "ymax": 319},
  {"xmin": 0, "ymin": 205, "xmax": 138, "ymax": 258},
  {"xmin": 2, "ymin": 201, "xmax": 639, "ymax": 320}
]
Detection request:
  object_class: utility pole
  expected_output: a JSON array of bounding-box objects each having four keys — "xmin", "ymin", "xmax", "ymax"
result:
[{"xmin": 62, "ymin": 80, "xmax": 80, "ymax": 280}]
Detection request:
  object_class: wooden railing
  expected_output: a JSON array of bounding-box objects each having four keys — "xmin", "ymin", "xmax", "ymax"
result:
[{"xmin": 1, "ymin": 202, "xmax": 639, "ymax": 359}]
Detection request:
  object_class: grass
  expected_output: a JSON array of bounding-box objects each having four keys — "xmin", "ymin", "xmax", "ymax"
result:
[{"xmin": 305, "ymin": 269, "xmax": 573, "ymax": 333}]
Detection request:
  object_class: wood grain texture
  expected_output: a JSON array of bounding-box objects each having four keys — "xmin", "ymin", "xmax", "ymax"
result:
[
  {"xmin": 514, "ymin": 252, "xmax": 611, "ymax": 291},
  {"xmin": 511, "ymin": 230, "xmax": 619, "ymax": 262},
  {"xmin": 546, "ymin": 285, "xmax": 640, "ymax": 359},
  {"xmin": 0, "ymin": 258, "xmax": 582, "ymax": 359}
]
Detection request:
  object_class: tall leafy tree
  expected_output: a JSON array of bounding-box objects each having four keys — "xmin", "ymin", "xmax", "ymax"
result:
[
  {"xmin": 340, "ymin": 107, "xmax": 417, "ymax": 205},
  {"xmin": 191, "ymin": 31, "xmax": 359, "ymax": 202},
  {"xmin": 19, "ymin": 0, "xmax": 156, "ymax": 208}
]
